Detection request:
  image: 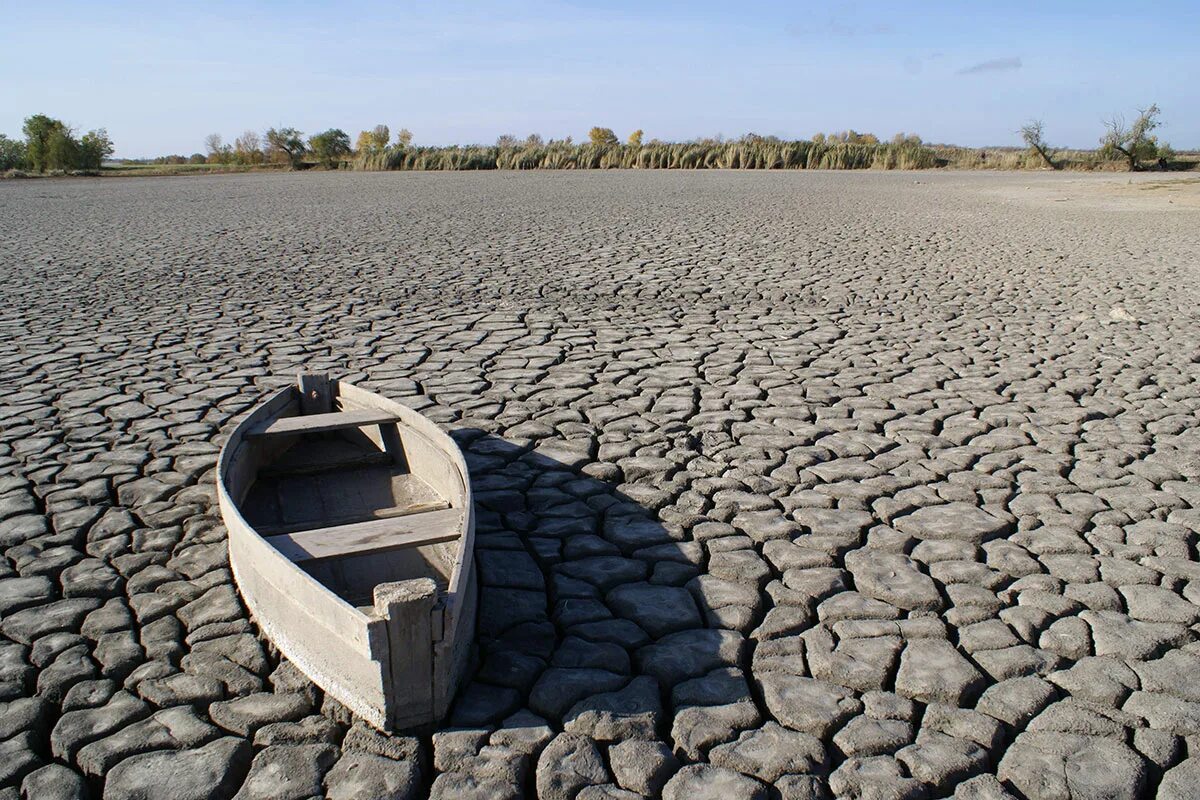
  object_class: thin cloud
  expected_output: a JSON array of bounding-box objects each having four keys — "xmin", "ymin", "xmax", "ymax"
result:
[
  {"xmin": 787, "ymin": 13, "xmax": 892, "ymax": 38},
  {"xmin": 957, "ymin": 56, "xmax": 1022, "ymax": 75},
  {"xmin": 827, "ymin": 20, "xmax": 893, "ymax": 37}
]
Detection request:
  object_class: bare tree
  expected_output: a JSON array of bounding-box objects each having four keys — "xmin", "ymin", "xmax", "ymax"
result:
[
  {"xmin": 1101, "ymin": 104, "xmax": 1162, "ymax": 171},
  {"xmin": 496, "ymin": 134, "xmax": 520, "ymax": 149},
  {"xmin": 203, "ymin": 133, "xmax": 233, "ymax": 164},
  {"xmin": 394, "ymin": 128, "xmax": 413, "ymax": 148},
  {"xmin": 1019, "ymin": 119, "xmax": 1057, "ymax": 169},
  {"xmin": 233, "ymin": 130, "xmax": 262, "ymax": 164}
]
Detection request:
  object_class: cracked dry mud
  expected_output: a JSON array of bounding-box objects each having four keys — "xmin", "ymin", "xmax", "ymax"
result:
[{"xmin": 1, "ymin": 170, "xmax": 1198, "ymax": 800}]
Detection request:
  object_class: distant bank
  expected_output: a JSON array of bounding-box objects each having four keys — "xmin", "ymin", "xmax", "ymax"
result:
[
  {"xmin": 5, "ymin": 113, "xmax": 1195, "ymax": 179},
  {"xmin": 9, "ymin": 145, "xmax": 1199, "ymax": 180}
]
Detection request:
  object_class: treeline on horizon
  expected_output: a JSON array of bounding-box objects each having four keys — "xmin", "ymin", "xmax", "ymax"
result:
[
  {"xmin": 138, "ymin": 106, "xmax": 1187, "ymax": 174},
  {"xmin": 3, "ymin": 106, "xmax": 1187, "ymax": 176},
  {"xmin": 137, "ymin": 125, "xmax": 937, "ymax": 171},
  {"xmin": 0, "ymin": 115, "xmax": 114, "ymax": 174}
]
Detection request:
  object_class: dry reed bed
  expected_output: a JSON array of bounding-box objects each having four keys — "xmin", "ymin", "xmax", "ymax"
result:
[{"xmin": 355, "ymin": 140, "xmax": 1198, "ymax": 172}]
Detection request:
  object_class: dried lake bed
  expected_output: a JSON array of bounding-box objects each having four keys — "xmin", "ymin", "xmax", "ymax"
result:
[{"xmin": 1, "ymin": 170, "xmax": 1199, "ymax": 799}]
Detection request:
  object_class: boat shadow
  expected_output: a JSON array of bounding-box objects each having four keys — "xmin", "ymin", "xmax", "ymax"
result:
[{"xmin": 442, "ymin": 429, "xmax": 752, "ymax": 756}]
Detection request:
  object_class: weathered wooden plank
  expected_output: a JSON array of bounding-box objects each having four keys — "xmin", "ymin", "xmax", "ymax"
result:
[
  {"xmin": 247, "ymin": 409, "xmax": 399, "ymax": 438},
  {"xmin": 278, "ymin": 474, "xmax": 325, "ymax": 526},
  {"xmin": 259, "ymin": 449, "xmax": 392, "ymax": 478},
  {"xmin": 265, "ymin": 508, "xmax": 462, "ymax": 563},
  {"xmin": 255, "ymin": 499, "xmax": 451, "ymax": 537},
  {"xmin": 318, "ymin": 465, "xmax": 375, "ymax": 521}
]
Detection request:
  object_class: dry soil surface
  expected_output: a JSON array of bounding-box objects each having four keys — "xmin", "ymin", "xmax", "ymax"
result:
[{"xmin": 1, "ymin": 170, "xmax": 1199, "ymax": 800}]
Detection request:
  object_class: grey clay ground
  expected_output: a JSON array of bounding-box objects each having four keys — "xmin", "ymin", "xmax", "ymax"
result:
[{"xmin": 1, "ymin": 170, "xmax": 1199, "ymax": 799}]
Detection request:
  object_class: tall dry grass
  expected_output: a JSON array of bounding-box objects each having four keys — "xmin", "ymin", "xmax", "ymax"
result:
[
  {"xmin": 354, "ymin": 138, "xmax": 1198, "ymax": 173},
  {"xmin": 354, "ymin": 139, "xmax": 938, "ymax": 172}
]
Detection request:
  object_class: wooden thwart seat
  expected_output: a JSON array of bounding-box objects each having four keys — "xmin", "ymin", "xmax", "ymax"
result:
[
  {"xmin": 256, "ymin": 499, "xmax": 451, "ymax": 536},
  {"xmin": 247, "ymin": 409, "xmax": 400, "ymax": 438},
  {"xmin": 264, "ymin": 507, "xmax": 462, "ymax": 563}
]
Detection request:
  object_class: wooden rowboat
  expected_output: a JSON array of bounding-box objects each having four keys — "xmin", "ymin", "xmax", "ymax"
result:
[{"xmin": 216, "ymin": 374, "xmax": 476, "ymax": 731}]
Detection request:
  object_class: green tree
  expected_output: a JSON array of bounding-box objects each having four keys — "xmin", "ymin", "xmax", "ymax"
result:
[
  {"xmin": 308, "ymin": 129, "xmax": 351, "ymax": 168},
  {"xmin": 370, "ymin": 125, "xmax": 390, "ymax": 151},
  {"xmin": 1101, "ymin": 104, "xmax": 1163, "ymax": 171},
  {"xmin": 356, "ymin": 125, "xmax": 391, "ymax": 156},
  {"xmin": 0, "ymin": 134, "xmax": 25, "ymax": 170},
  {"xmin": 265, "ymin": 127, "xmax": 306, "ymax": 166},
  {"xmin": 627, "ymin": 129, "xmax": 644, "ymax": 147},
  {"xmin": 23, "ymin": 114, "xmax": 72, "ymax": 172},
  {"xmin": 78, "ymin": 129, "xmax": 114, "ymax": 170},
  {"xmin": 589, "ymin": 127, "xmax": 619, "ymax": 147},
  {"xmin": 355, "ymin": 130, "xmax": 375, "ymax": 155},
  {"xmin": 45, "ymin": 126, "xmax": 79, "ymax": 171},
  {"xmin": 1156, "ymin": 142, "xmax": 1176, "ymax": 169}
]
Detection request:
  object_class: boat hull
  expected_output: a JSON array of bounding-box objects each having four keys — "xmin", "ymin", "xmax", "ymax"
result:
[{"xmin": 217, "ymin": 379, "xmax": 476, "ymax": 731}]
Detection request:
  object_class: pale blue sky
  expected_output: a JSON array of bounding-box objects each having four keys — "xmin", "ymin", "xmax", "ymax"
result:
[{"xmin": 2, "ymin": 1, "xmax": 1196, "ymax": 157}]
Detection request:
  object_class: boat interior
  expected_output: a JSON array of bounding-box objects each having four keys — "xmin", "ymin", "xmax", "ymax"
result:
[{"xmin": 235, "ymin": 380, "xmax": 462, "ymax": 611}]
